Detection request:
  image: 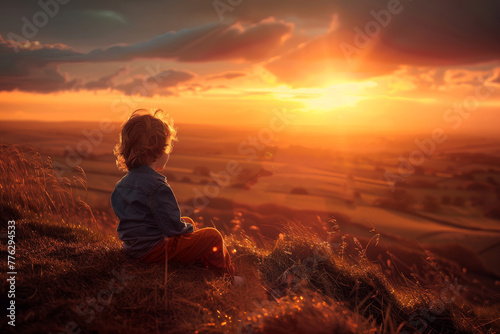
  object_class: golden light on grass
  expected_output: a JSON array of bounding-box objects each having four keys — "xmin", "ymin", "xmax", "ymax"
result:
[
  {"xmin": 0, "ymin": 144, "xmax": 96, "ymax": 228},
  {"xmin": 1, "ymin": 143, "xmax": 497, "ymax": 333}
]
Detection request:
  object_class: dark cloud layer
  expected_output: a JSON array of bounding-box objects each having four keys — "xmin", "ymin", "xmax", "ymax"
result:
[
  {"xmin": 0, "ymin": 37, "xmax": 196, "ymax": 95},
  {"xmin": 1, "ymin": 0, "xmax": 499, "ymax": 92},
  {"xmin": 2, "ymin": 0, "xmax": 499, "ymax": 63},
  {"xmin": 264, "ymin": 1, "xmax": 500, "ymax": 85},
  {"xmin": 0, "ymin": 36, "xmax": 79, "ymax": 92},
  {"xmin": 114, "ymin": 69, "xmax": 195, "ymax": 96},
  {"xmin": 85, "ymin": 19, "xmax": 293, "ymax": 62},
  {"xmin": 205, "ymin": 71, "xmax": 246, "ymax": 80},
  {"xmin": 0, "ymin": 18, "xmax": 291, "ymax": 93},
  {"xmin": 83, "ymin": 66, "xmax": 128, "ymax": 90},
  {"xmin": 0, "ymin": 0, "xmax": 333, "ymax": 50}
]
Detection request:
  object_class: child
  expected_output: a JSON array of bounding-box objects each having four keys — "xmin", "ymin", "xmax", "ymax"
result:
[{"xmin": 111, "ymin": 109, "xmax": 243, "ymax": 285}]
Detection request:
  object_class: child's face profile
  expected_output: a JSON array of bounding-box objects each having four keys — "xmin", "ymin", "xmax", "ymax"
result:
[
  {"xmin": 151, "ymin": 151, "xmax": 170, "ymax": 171},
  {"xmin": 156, "ymin": 152, "xmax": 170, "ymax": 171}
]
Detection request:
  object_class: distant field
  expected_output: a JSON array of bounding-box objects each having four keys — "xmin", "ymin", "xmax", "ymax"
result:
[{"xmin": 1, "ymin": 120, "xmax": 500, "ymax": 276}]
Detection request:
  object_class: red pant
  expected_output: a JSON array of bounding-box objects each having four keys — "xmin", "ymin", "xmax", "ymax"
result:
[{"xmin": 140, "ymin": 217, "xmax": 235, "ymax": 277}]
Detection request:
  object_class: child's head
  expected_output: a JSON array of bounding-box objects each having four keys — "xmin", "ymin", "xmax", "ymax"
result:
[{"xmin": 114, "ymin": 108, "xmax": 177, "ymax": 172}]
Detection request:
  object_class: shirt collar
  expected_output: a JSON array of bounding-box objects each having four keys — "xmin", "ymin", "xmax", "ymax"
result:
[{"xmin": 129, "ymin": 164, "xmax": 165, "ymax": 179}]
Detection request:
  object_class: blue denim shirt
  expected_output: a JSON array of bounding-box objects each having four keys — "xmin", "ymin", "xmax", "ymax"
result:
[{"xmin": 111, "ymin": 164, "xmax": 193, "ymax": 259}]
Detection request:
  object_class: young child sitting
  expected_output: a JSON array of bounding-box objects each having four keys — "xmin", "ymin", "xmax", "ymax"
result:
[{"xmin": 111, "ymin": 109, "xmax": 243, "ymax": 285}]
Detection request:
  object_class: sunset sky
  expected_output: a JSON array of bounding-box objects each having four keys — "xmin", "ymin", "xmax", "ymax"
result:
[{"xmin": 1, "ymin": 0, "xmax": 500, "ymax": 134}]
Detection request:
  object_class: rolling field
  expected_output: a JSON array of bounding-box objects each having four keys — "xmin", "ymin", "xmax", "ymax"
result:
[{"xmin": 1, "ymin": 120, "xmax": 500, "ymax": 281}]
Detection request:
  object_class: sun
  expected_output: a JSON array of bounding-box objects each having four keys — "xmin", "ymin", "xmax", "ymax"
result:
[
  {"xmin": 299, "ymin": 82, "xmax": 377, "ymax": 111},
  {"xmin": 261, "ymin": 81, "xmax": 378, "ymax": 112}
]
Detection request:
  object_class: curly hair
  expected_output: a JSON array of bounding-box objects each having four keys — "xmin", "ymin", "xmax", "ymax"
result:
[{"xmin": 113, "ymin": 109, "xmax": 178, "ymax": 172}]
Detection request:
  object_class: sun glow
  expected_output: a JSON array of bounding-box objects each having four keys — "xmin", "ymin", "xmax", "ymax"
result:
[
  {"xmin": 298, "ymin": 82, "xmax": 378, "ymax": 111},
  {"xmin": 252, "ymin": 81, "xmax": 378, "ymax": 112}
]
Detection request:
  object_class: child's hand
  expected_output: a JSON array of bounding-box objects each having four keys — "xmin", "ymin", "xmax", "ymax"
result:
[{"xmin": 181, "ymin": 216, "xmax": 197, "ymax": 231}]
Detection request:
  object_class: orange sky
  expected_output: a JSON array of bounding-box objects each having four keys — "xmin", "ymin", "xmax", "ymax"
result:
[
  {"xmin": 1, "ymin": 64, "xmax": 499, "ymax": 135},
  {"xmin": 1, "ymin": 1, "xmax": 500, "ymax": 135}
]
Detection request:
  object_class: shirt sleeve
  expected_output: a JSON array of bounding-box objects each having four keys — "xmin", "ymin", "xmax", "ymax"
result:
[{"xmin": 148, "ymin": 181, "xmax": 193, "ymax": 237}]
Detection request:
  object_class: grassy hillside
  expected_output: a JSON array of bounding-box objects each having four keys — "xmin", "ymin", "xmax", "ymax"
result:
[{"xmin": 1, "ymin": 144, "xmax": 499, "ymax": 333}]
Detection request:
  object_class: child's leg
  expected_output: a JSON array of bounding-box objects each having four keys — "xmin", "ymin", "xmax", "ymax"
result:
[
  {"xmin": 167, "ymin": 227, "xmax": 235, "ymax": 277},
  {"xmin": 140, "ymin": 217, "xmax": 197, "ymax": 263}
]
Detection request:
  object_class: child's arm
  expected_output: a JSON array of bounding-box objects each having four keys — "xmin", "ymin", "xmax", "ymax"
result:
[{"xmin": 148, "ymin": 182, "xmax": 193, "ymax": 237}]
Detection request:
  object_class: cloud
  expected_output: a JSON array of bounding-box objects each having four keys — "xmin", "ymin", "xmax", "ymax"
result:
[
  {"xmin": 206, "ymin": 71, "xmax": 246, "ymax": 80},
  {"xmin": 0, "ymin": 0, "xmax": 330, "ymax": 50},
  {"xmin": 180, "ymin": 83, "xmax": 213, "ymax": 94},
  {"xmin": 263, "ymin": 1, "xmax": 500, "ymax": 86},
  {"xmin": 83, "ymin": 66, "xmax": 128, "ymax": 90},
  {"xmin": 0, "ymin": 18, "xmax": 292, "ymax": 93},
  {"xmin": 84, "ymin": 18, "xmax": 293, "ymax": 63},
  {"xmin": 0, "ymin": 36, "xmax": 197, "ymax": 95},
  {"xmin": 441, "ymin": 68, "xmax": 494, "ymax": 89},
  {"xmin": 5, "ymin": 0, "xmax": 497, "ymax": 65},
  {"xmin": 0, "ymin": 64, "xmax": 78, "ymax": 93},
  {"xmin": 82, "ymin": 10, "xmax": 127, "ymax": 24},
  {"xmin": 0, "ymin": 36, "xmax": 83, "ymax": 93},
  {"xmin": 493, "ymin": 73, "xmax": 500, "ymax": 85},
  {"xmin": 0, "ymin": 36, "xmax": 80, "ymax": 93},
  {"xmin": 2, "ymin": 18, "xmax": 294, "ymax": 64},
  {"xmin": 113, "ymin": 69, "xmax": 196, "ymax": 96},
  {"xmin": 2, "ymin": 1, "xmax": 500, "ymax": 93}
]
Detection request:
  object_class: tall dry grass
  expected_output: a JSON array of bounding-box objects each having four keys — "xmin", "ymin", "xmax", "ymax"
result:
[{"xmin": 0, "ymin": 144, "xmax": 96, "ymax": 229}]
